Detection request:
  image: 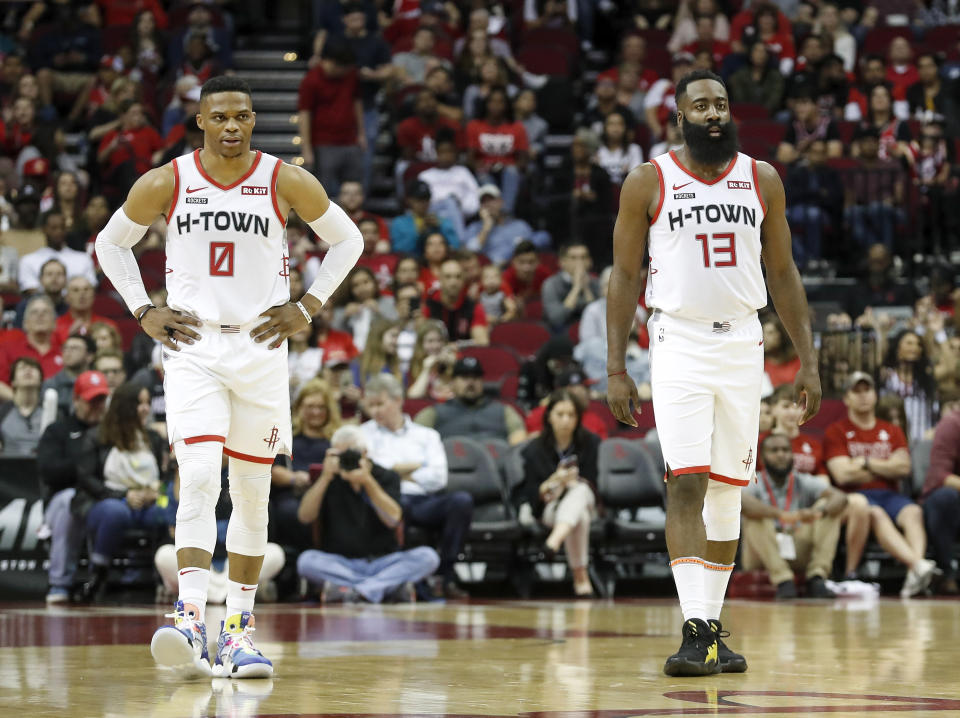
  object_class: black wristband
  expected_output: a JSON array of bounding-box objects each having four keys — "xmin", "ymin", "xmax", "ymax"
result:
[{"xmin": 135, "ymin": 305, "xmax": 155, "ymax": 325}]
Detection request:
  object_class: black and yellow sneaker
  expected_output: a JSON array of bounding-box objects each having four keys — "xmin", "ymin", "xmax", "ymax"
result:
[
  {"xmin": 663, "ymin": 618, "xmax": 721, "ymax": 677},
  {"xmin": 708, "ymin": 620, "xmax": 747, "ymax": 673}
]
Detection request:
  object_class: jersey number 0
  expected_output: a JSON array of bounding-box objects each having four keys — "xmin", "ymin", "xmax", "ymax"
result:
[{"xmin": 210, "ymin": 242, "xmax": 235, "ymax": 277}]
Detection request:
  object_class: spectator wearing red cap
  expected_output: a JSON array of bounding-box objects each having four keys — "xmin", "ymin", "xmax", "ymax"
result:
[{"xmin": 36, "ymin": 368, "xmax": 111, "ymax": 603}]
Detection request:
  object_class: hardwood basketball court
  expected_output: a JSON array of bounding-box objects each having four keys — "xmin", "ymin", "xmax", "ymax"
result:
[{"xmin": 2, "ymin": 597, "xmax": 959, "ymax": 716}]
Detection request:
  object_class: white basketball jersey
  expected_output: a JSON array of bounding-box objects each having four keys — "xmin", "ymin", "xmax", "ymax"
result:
[
  {"xmin": 165, "ymin": 149, "xmax": 289, "ymax": 325},
  {"xmin": 645, "ymin": 150, "xmax": 767, "ymax": 322}
]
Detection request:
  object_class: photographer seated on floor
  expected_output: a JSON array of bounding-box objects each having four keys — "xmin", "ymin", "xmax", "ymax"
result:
[{"xmin": 295, "ymin": 425, "xmax": 440, "ymax": 603}]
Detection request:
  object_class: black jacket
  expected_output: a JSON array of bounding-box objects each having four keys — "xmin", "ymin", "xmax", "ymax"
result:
[
  {"xmin": 514, "ymin": 430, "xmax": 600, "ymax": 519},
  {"xmin": 36, "ymin": 413, "xmax": 99, "ymax": 500},
  {"xmin": 71, "ymin": 428, "xmax": 170, "ymax": 519}
]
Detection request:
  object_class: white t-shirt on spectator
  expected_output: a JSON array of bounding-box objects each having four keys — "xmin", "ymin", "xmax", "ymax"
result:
[
  {"xmin": 419, "ymin": 165, "xmax": 481, "ymax": 217},
  {"xmin": 19, "ymin": 246, "xmax": 97, "ymax": 292},
  {"xmin": 595, "ymin": 144, "xmax": 644, "ymax": 185}
]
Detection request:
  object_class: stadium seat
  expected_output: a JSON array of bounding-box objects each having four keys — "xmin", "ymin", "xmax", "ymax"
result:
[
  {"xmin": 460, "ymin": 346, "xmax": 521, "ymax": 380},
  {"xmin": 521, "ymin": 27, "xmax": 580, "ymax": 60},
  {"xmin": 522, "ymin": 299, "xmax": 543, "ymax": 320},
  {"xmin": 733, "ymin": 103, "xmax": 771, "ymax": 121},
  {"xmin": 92, "ymin": 293, "xmax": 127, "ymax": 319},
  {"xmin": 517, "ymin": 45, "xmax": 573, "ymax": 76},
  {"xmin": 481, "ymin": 437, "xmax": 511, "ymax": 488},
  {"xmin": 802, "ymin": 398, "xmax": 847, "ymax": 434},
  {"xmin": 500, "ymin": 372, "xmax": 519, "ymax": 399},
  {"xmin": 596, "ymin": 439, "xmax": 666, "ymax": 548},
  {"xmin": 862, "ymin": 26, "xmax": 913, "ymax": 55},
  {"xmin": 403, "ymin": 398, "xmax": 434, "ymax": 417},
  {"xmin": 923, "ymin": 26, "xmax": 959, "ymax": 52},
  {"xmin": 490, "ymin": 321, "xmax": 551, "ymax": 360},
  {"xmin": 442, "ymin": 436, "xmax": 523, "ymax": 548}
]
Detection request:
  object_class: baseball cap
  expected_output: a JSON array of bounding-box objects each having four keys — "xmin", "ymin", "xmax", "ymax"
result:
[
  {"xmin": 23, "ymin": 157, "xmax": 49, "ymax": 178},
  {"xmin": 324, "ymin": 348, "xmax": 353, "ymax": 368},
  {"xmin": 845, "ymin": 371, "xmax": 875, "ymax": 392},
  {"xmin": 100, "ymin": 55, "xmax": 124, "ymax": 72},
  {"xmin": 478, "ymin": 184, "xmax": 501, "ymax": 200},
  {"xmin": 556, "ymin": 366, "xmax": 587, "ymax": 388},
  {"xmin": 452, "ymin": 356, "xmax": 484, "ymax": 378},
  {"xmin": 74, "ymin": 370, "xmax": 110, "ymax": 401},
  {"xmin": 672, "ymin": 51, "xmax": 695, "ymax": 66},
  {"xmin": 406, "ymin": 179, "xmax": 431, "ymax": 200}
]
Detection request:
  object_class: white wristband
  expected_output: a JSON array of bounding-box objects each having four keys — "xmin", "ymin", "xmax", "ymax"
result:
[{"xmin": 295, "ymin": 301, "xmax": 313, "ymax": 323}]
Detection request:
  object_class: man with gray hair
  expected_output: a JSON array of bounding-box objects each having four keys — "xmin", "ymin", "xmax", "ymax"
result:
[
  {"xmin": 296, "ymin": 424, "xmax": 440, "ymax": 603},
  {"xmin": 361, "ymin": 373, "xmax": 474, "ymax": 599}
]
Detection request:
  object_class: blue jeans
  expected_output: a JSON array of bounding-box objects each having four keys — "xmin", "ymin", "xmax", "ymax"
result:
[
  {"xmin": 86, "ymin": 497, "xmax": 164, "ymax": 567},
  {"xmin": 361, "ymin": 107, "xmax": 379, "ymax": 194},
  {"xmin": 430, "ymin": 196, "xmax": 466, "ymax": 243},
  {"xmin": 46, "ymin": 488, "xmax": 82, "ymax": 589},
  {"xmin": 787, "ymin": 204, "xmax": 823, "ymax": 266},
  {"xmin": 477, "ymin": 166, "xmax": 521, "ymax": 214},
  {"xmin": 845, "ymin": 202, "xmax": 902, "ymax": 250},
  {"xmin": 923, "ymin": 486, "xmax": 960, "ymax": 578},
  {"xmin": 297, "ymin": 546, "xmax": 439, "ymax": 603},
  {"xmin": 401, "ymin": 491, "xmax": 474, "ymax": 581}
]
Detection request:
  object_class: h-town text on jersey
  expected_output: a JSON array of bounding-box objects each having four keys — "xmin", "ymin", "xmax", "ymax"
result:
[
  {"xmin": 175, "ymin": 211, "xmax": 271, "ymax": 238},
  {"xmin": 667, "ymin": 203, "xmax": 758, "ymax": 232}
]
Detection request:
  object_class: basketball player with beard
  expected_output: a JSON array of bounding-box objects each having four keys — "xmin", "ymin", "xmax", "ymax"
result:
[{"xmin": 606, "ymin": 69, "xmax": 822, "ymax": 677}]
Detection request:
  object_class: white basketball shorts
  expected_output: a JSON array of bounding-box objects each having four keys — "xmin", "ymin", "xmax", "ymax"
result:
[
  {"xmin": 163, "ymin": 318, "xmax": 292, "ymax": 465},
  {"xmin": 647, "ymin": 309, "xmax": 763, "ymax": 486}
]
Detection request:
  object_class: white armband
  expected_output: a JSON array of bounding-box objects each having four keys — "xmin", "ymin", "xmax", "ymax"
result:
[
  {"xmin": 304, "ymin": 201, "xmax": 363, "ymax": 306},
  {"xmin": 94, "ymin": 208, "xmax": 152, "ymax": 314}
]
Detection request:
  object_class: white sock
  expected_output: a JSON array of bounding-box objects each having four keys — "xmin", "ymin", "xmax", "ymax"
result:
[
  {"xmin": 703, "ymin": 560, "xmax": 734, "ymax": 621},
  {"xmin": 177, "ymin": 567, "xmax": 210, "ymax": 622},
  {"xmin": 226, "ymin": 579, "xmax": 257, "ymax": 621},
  {"xmin": 670, "ymin": 557, "xmax": 706, "ymax": 621}
]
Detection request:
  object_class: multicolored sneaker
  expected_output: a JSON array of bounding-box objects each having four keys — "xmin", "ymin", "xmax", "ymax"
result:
[
  {"xmin": 150, "ymin": 600, "xmax": 212, "ymax": 677},
  {"xmin": 214, "ymin": 612, "xmax": 274, "ymax": 679}
]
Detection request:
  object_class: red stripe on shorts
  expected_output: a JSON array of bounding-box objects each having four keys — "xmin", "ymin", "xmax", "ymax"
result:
[
  {"xmin": 223, "ymin": 447, "xmax": 275, "ymax": 464},
  {"xmin": 709, "ymin": 471, "xmax": 750, "ymax": 486}
]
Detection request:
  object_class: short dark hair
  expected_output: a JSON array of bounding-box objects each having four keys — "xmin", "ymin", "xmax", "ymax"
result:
[
  {"xmin": 759, "ymin": 431, "xmax": 790, "ymax": 454},
  {"xmin": 854, "ymin": 124, "xmax": 880, "ymax": 141},
  {"xmin": 864, "ymin": 53, "xmax": 885, "ymax": 66},
  {"xmin": 321, "ymin": 38, "xmax": 356, "ymax": 66},
  {"xmin": 512, "ymin": 240, "xmax": 537, "ymax": 257},
  {"xmin": 9, "ymin": 356, "xmax": 41, "ymax": 384},
  {"xmin": 559, "ymin": 241, "xmax": 589, "ymax": 257},
  {"xmin": 200, "ymin": 75, "xmax": 252, "ymax": 101},
  {"xmin": 66, "ymin": 332, "xmax": 97, "ymax": 355},
  {"xmin": 435, "ymin": 126, "xmax": 458, "ymax": 147},
  {"xmin": 675, "ymin": 69, "xmax": 726, "ymax": 105}
]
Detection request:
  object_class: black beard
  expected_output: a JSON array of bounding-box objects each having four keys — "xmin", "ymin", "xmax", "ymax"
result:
[
  {"xmin": 458, "ymin": 392, "xmax": 483, "ymax": 406},
  {"xmin": 766, "ymin": 460, "xmax": 794, "ymax": 482},
  {"xmin": 681, "ymin": 117, "xmax": 739, "ymax": 167}
]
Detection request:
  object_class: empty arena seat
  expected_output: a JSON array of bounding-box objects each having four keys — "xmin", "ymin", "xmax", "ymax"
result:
[
  {"xmin": 517, "ymin": 45, "xmax": 573, "ymax": 76},
  {"xmin": 490, "ymin": 321, "xmax": 551, "ymax": 360},
  {"xmin": 597, "ymin": 439, "xmax": 666, "ymax": 546},
  {"xmin": 403, "ymin": 398, "xmax": 435, "ymax": 418},
  {"xmin": 459, "ymin": 346, "xmax": 521, "ymax": 380},
  {"xmin": 521, "ymin": 27, "xmax": 580, "ymax": 59},
  {"xmin": 522, "ymin": 299, "xmax": 543, "ymax": 320},
  {"xmin": 733, "ymin": 103, "xmax": 771, "ymax": 121}
]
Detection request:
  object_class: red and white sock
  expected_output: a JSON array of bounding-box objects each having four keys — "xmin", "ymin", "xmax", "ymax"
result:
[
  {"xmin": 670, "ymin": 557, "xmax": 706, "ymax": 621},
  {"xmin": 703, "ymin": 560, "xmax": 734, "ymax": 621},
  {"xmin": 177, "ymin": 567, "xmax": 210, "ymax": 622}
]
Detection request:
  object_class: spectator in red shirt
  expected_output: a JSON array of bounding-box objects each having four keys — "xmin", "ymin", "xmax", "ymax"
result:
[
  {"xmin": 597, "ymin": 33, "xmax": 660, "ymax": 92},
  {"xmin": 395, "ymin": 88, "xmax": 463, "ymax": 193},
  {"xmin": 759, "ymin": 384, "xmax": 828, "ymax": 481},
  {"xmin": 763, "ymin": 315, "xmax": 802, "ymax": 388},
  {"xmin": 466, "ymin": 86, "xmax": 528, "ymax": 214},
  {"xmin": 298, "ymin": 40, "xmax": 364, "ymax": 197},
  {"xmin": 824, "ymin": 371, "xmax": 938, "ymax": 594},
  {"xmin": 52, "ymin": 276, "xmax": 118, "ymax": 347},
  {"xmin": 96, "ymin": 99, "xmax": 163, "ymax": 202},
  {"xmin": 920, "ymin": 394, "xmax": 960, "ymax": 593},
  {"xmin": 502, "ymin": 240, "xmax": 551, "ymax": 308},
  {"xmin": 525, "ymin": 366, "xmax": 608, "ymax": 439},
  {"xmin": 730, "ymin": 0, "xmax": 792, "ymax": 54},
  {"xmin": 0, "ymin": 295, "xmax": 64, "ymax": 400},
  {"xmin": 886, "ymin": 36, "xmax": 919, "ymax": 98},
  {"xmin": 97, "ymin": 0, "xmax": 168, "ymax": 29},
  {"xmin": 683, "ymin": 15, "xmax": 731, "ymax": 69},
  {"xmin": 425, "ymin": 259, "xmax": 489, "ymax": 344},
  {"xmin": 314, "ymin": 302, "xmax": 360, "ymax": 365},
  {"xmin": 846, "ymin": 54, "xmax": 907, "ymax": 121}
]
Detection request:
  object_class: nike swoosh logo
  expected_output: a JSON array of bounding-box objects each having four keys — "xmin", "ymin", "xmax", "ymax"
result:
[
  {"xmin": 185, "ymin": 186, "xmax": 207, "ymax": 194},
  {"xmin": 672, "ymin": 181, "xmax": 693, "ymax": 190},
  {"xmin": 240, "ymin": 586, "xmax": 256, "ymax": 591},
  {"xmin": 179, "ymin": 569, "xmax": 199, "ymax": 576},
  {"xmin": 759, "ymin": 339, "xmax": 763, "ymax": 346}
]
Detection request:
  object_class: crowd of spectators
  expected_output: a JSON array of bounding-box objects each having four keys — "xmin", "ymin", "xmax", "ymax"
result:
[{"xmin": 0, "ymin": 0, "xmax": 958, "ymax": 603}]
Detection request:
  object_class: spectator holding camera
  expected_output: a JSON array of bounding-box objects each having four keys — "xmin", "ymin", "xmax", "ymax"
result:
[
  {"xmin": 741, "ymin": 434, "xmax": 847, "ymax": 599},
  {"xmin": 361, "ymin": 374, "xmax": 473, "ymax": 598},
  {"xmin": 514, "ymin": 389, "xmax": 600, "ymax": 597},
  {"xmin": 297, "ymin": 425, "xmax": 440, "ymax": 603}
]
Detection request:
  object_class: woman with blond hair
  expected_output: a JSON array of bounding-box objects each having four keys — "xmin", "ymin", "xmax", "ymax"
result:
[
  {"xmin": 406, "ymin": 319, "xmax": 457, "ymax": 400},
  {"xmin": 270, "ymin": 378, "xmax": 344, "ymax": 550},
  {"xmin": 359, "ymin": 319, "xmax": 402, "ymax": 387}
]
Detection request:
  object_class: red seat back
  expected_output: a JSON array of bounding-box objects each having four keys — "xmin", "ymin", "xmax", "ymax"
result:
[
  {"xmin": 459, "ymin": 346, "xmax": 521, "ymax": 381},
  {"xmin": 489, "ymin": 320, "xmax": 551, "ymax": 360}
]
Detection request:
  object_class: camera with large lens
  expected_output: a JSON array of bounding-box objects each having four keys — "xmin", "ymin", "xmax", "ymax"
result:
[{"xmin": 338, "ymin": 448, "xmax": 362, "ymax": 472}]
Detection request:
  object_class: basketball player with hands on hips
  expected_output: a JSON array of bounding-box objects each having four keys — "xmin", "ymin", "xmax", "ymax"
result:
[
  {"xmin": 606, "ymin": 69, "xmax": 821, "ymax": 677},
  {"xmin": 94, "ymin": 76, "xmax": 363, "ymax": 679}
]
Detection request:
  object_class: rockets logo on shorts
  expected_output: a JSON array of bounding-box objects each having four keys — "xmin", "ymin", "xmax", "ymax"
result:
[{"xmin": 264, "ymin": 425, "xmax": 280, "ymax": 451}]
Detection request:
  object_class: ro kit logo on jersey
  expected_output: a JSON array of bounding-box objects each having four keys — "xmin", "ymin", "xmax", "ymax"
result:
[
  {"xmin": 175, "ymin": 211, "xmax": 271, "ymax": 238},
  {"xmin": 667, "ymin": 203, "xmax": 758, "ymax": 231},
  {"xmin": 727, "ymin": 180, "xmax": 752, "ymax": 190},
  {"xmin": 241, "ymin": 185, "xmax": 268, "ymax": 195}
]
